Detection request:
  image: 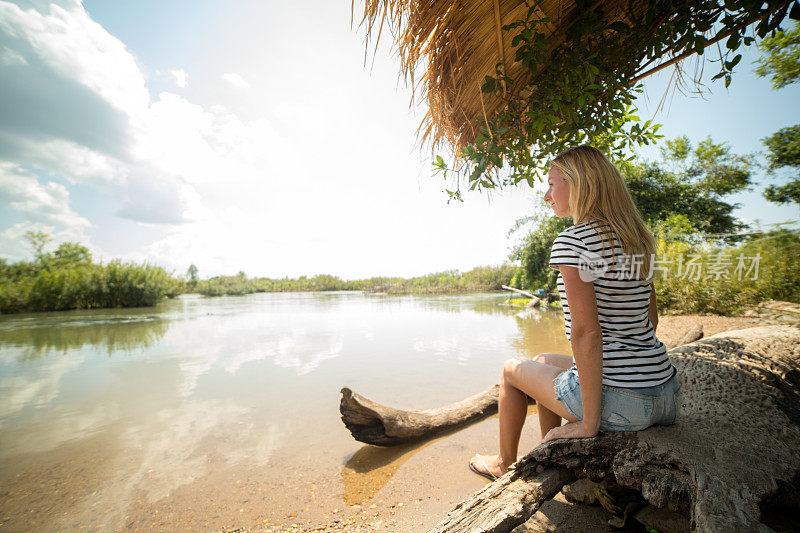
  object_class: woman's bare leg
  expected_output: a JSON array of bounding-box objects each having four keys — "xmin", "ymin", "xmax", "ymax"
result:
[
  {"xmin": 470, "ymin": 353, "xmax": 576, "ymax": 478},
  {"xmin": 530, "ymin": 353, "xmax": 574, "ymax": 439}
]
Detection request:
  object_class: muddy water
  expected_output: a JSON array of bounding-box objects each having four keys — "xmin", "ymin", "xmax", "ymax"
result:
[{"xmin": 0, "ymin": 292, "xmax": 571, "ymax": 531}]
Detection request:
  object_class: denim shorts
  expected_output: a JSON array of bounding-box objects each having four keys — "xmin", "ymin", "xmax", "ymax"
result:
[{"xmin": 553, "ymin": 368, "xmax": 681, "ymax": 431}]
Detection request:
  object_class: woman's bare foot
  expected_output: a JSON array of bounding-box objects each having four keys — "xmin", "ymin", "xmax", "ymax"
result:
[{"xmin": 468, "ymin": 453, "xmax": 508, "ymax": 480}]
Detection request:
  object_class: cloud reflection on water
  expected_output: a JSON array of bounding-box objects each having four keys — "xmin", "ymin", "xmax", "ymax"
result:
[
  {"xmin": 55, "ymin": 399, "xmax": 282, "ymax": 531},
  {"xmin": 0, "ymin": 354, "xmax": 84, "ymax": 425}
]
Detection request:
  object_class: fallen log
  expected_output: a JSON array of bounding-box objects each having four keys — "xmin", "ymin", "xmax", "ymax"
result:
[
  {"xmin": 340, "ymin": 385, "xmax": 501, "ymax": 446},
  {"xmin": 501, "ymin": 285, "xmax": 535, "ymax": 299},
  {"xmin": 428, "ymin": 325, "xmax": 800, "ymax": 532},
  {"xmin": 340, "ymin": 324, "xmax": 705, "ymax": 446}
]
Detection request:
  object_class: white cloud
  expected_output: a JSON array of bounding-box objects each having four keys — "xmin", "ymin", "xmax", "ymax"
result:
[
  {"xmin": 170, "ymin": 67, "xmax": 188, "ymax": 88},
  {"xmin": 222, "ymin": 72, "xmax": 249, "ymax": 89},
  {"xmin": 0, "ymin": 163, "xmax": 90, "ymax": 231},
  {"xmin": 0, "ymin": 44, "xmax": 26, "ymax": 65},
  {"xmin": 115, "ymin": 169, "xmax": 203, "ymax": 225},
  {"xmin": 0, "ymin": 1, "xmax": 281, "ymax": 235},
  {"xmin": 0, "ymin": 1, "xmax": 149, "ymax": 116},
  {"xmin": 16, "ymin": 138, "xmax": 130, "ymax": 186}
]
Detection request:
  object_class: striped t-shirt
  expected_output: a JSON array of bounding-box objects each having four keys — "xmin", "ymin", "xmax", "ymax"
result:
[{"xmin": 548, "ymin": 220, "xmax": 675, "ymax": 388}]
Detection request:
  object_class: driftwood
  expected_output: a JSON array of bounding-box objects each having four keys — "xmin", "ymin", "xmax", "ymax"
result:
[
  {"xmin": 340, "ymin": 385, "xmax": 501, "ymax": 446},
  {"xmin": 340, "ymin": 325, "xmax": 705, "ymax": 446},
  {"xmin": 501, "ymin": 285, "xmax": 535, "ymax": 299},
  {"xmin": 428, "ymin": 325, "xmax": 800, "ymax": 532}
]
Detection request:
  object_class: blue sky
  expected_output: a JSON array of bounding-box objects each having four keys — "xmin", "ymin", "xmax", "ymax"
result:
[{"xmin": 0, "ymin": 1, "xmax": 798, "ymax": 279}]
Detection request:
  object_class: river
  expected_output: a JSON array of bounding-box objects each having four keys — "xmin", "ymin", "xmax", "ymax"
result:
[{"xmin": 0, "ymin": 292, "xmax": 570, "ymax": 531}]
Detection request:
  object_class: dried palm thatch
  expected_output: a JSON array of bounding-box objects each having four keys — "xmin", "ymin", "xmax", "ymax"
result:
[{"xmin": 354, "ymin": 0, "xmax": 794, "ymax": 164}]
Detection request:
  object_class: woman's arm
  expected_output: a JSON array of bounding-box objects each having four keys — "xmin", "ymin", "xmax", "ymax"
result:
[
  {"xmin": 543, "ymin": 265, "xmax": 603, "ymax": 441},
  {"xmin": 648, "ymin": 282, "xmax": 658, "ymax": 333}
]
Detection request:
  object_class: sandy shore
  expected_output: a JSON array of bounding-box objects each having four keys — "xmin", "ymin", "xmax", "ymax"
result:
[{"xmin": 237, "ymin": 311, "xmax": 791, "ymax": 533}]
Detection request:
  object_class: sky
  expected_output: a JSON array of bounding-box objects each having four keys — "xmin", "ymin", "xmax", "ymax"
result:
[{"xmin": 0, "ymin": 1, "xmax": 798, "ymax": 280}]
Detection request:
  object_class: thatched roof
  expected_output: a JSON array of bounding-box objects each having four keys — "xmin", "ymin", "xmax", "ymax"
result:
[{"xmin": 356, "ymin": 0, "xmax": 790, "ymax": 159}]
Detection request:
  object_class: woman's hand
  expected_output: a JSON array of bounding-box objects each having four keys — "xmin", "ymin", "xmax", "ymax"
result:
[{"xmin": 542, "ymin": 420, "xmax": 599, "ymax": 443}]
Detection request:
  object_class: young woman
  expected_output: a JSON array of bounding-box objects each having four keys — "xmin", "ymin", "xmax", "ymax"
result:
[{"xmin": 469, "ymin": 145, "xmax": 680, "ymax": 481}]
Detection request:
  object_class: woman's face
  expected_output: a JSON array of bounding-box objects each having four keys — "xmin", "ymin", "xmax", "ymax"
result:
[{"xmin": 544, "ymin": 166, "xmax": 571, "ymax": 218}]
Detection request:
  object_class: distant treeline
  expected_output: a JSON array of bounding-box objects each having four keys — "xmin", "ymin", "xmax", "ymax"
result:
[
  {"xmin": 0, "ymin": 236, "xmax": 181, "ymax": 314},
  {"xmin": 194, "ymin": 265, "xmax": 517, "ymax": 297},
  {"xmin": 0, "ymin": 233, "xmax": 518, "ymax": 314}
]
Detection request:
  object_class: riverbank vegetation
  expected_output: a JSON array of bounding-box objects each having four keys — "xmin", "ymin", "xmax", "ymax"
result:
[
  {"xmin": 0, "ymin": 233, "xmax": 518, "ymax": 314},
  {"xmin": 0, "ymin": 233, "xmax": 181, "ymax": 314},
  {"xmin": 195, "ymin": 264, "xmax": 517, "ymax": 297},
  {"xmin": 652, "ymin": 227, "xmax": 800, "ymax": 315}
]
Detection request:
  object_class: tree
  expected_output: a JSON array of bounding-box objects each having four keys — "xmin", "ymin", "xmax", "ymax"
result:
[
  {"xmin": 755, "ymin": 21, "xmax": 800, "ymax": 89},
  {"xmin": 186, "ymin": 264, "xmax": 199, "ymax": 282},
  {"xmin": 52, "ymin": 242, "xmax": 92, "ymax": 266},
  {"xmin": 622, "ymin": 162, "xmax": 749, "ymax": 235},
  {"xmin": 755, "ymin": 24, "xmax": 800, "ymax": 207},
  {"xmin": 626, "ymin": 135, "xmax": 754, "ymax": 235},
  {"xmin": 24, "ymin": 231, "xmax": 52, "ymax": 265},
  {"xmin": 659, "ymin": 136, "xmax": 754, "ymax": 196},
  {"xmin": 762, "ymin": 124, "xmax": 800, "ymax": 206},
  {"xmin": 508, "ymin": 211, "xmax": 573, "ymax": 292}
]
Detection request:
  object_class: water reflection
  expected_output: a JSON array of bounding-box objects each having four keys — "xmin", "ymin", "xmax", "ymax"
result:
[
  {"xmin": 0, "ymin": 314, "xmax": 169, "ymax": 360},
  {"xmin": 511, "ymin": 308, "xmax": 571, "ymax": 358},
  {"xmin": 391, "ymin": 293, "xmax": 519, "ymax": 316},
  {"xmin": 0, "ymin": 292, "xmax": 571, "ymax": 531},
  {"xmin": 0, "ymin": 354, "xmax": 87, "ymax": 427}
]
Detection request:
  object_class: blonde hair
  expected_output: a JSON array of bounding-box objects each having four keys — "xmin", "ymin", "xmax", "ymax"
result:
[{"xmin": 551, "ymin": 145, "xmax": 656, "ymax": 281}]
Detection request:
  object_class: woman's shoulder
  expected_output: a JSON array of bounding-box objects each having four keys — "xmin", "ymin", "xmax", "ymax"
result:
[{"xmin": 556, "ymin": 220, "xmax": 611, "ymax": 242}]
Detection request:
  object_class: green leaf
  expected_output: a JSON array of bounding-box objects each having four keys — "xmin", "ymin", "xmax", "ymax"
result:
[
  {"xmin": 694, "ymin": 35, "xmax": 707, "ymax": 55},
  {"xmin": 724, "ymin": 54, "xmax": 742, "ymax": 70},
  {"xmin": 481, "ymin": 76, "xmax": 497, "ymax": 94}
]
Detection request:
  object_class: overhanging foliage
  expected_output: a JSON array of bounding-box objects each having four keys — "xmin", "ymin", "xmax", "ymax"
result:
[{"xmin": 357, "ymin": 0, "xmax": 800, "ymax": 199}]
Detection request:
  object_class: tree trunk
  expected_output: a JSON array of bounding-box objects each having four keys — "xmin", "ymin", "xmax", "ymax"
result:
[{"xmin": 429, "ymin": 467, "xmax": 575, "ymax": 532}]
